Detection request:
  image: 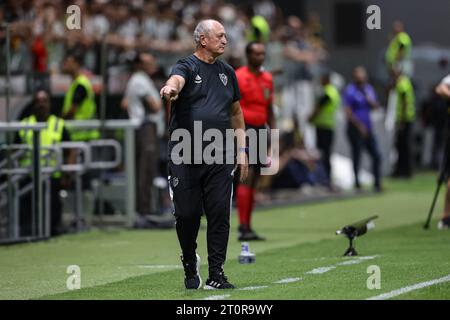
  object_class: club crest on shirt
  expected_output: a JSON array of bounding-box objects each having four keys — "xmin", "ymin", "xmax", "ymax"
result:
[
  {"xmin": 194, "ymin": 74, "xmax": 202, "ymax": 84},
  {"xmin": 172, "ymin": 177, "xmax": 179, "ymax": 188},
  {"xmin": 219, "ymin": 73, "xmax": 228, "ymax": 86}
]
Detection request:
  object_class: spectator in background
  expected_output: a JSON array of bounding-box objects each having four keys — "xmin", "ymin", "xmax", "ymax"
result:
[
  {"xmin": 61, "ymin": 50, "xmax": 100, "ymax": 141},
  {"xmin": 247, "ymin": 15, "xmax": 271, "ymax": 44},
  {"xmin": 38, "ymin": 2, "xmax": 66, "ymax": 74},
  {"xmin": 308, "ymin": 72, "xmax": 341, "ymax": 186},
  {"xmin": 270, "ymin": 119, "xmax": 325, "ymax": 189},
  {"xmin": 280, "ymin": 16, "xmax": 316, "ymax": 149},
  {"xmin": 17, "ymin": 90, "xmax": 75, "ymax": 236},
  {"xmin": 391, "ymin": 67, "xmax": 416, "ymax": 178},
  {"xmin": 344, "ymin": 66, "xmax": 382, "ymax": 192},
  {"xmin": 435, "ymin": 75, "xmax": 450, "ymax": 229},
  {"xmin": 121, "ymin": 52, "xmax": 163, "ymax": 220},
  {"xmin": 385, "ymin": 21, "xmax": 413, "ymax": 77}
]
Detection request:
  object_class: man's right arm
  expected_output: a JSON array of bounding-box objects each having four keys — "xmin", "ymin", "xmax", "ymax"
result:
[
  {"xmin": 436, "ymin": 75, "xmax": 450, "ymax": 99},
  {"xmin": 344, "ymin": 105, "xmax": 368, "ymax": 137},
  {"xmin": 63, "ymin": 85, "xmax": 86, "ymax": 119},
  {"xmin": 160, "ymin": 75, "xmax": 186, "ymax": 101},
  {"xmin": 343, "ymin": 90, "xmax": 367, "ymax": 136}
]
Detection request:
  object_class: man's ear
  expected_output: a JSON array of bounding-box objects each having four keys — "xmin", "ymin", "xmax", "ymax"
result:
[{"xmin": 200, "ymin": 35, "xmax": 207, "ymax": 47}]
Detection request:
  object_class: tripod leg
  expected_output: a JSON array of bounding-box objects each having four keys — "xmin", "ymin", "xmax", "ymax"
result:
[
  {"xmin": 425, "ymin": 124, "xmax": 450, "ymax": 230},
  {"xmin": 424, "ymin": 177, "xmax": 444, "ymax": 229}
]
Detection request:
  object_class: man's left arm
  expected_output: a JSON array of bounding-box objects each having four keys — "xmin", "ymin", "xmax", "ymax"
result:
[
  {"xmin": 268, "ymin": 104, "xmax": 276, "ymax": 129},
  {"xmin": 231, "ymin": 101, "xmax": 248, "ymax": 182},
  {"xmin": 365, "ymin": 85, "xmax": 380, "ymax": 110},
  {"xmin": 309, "ymin": 95, "xmax": 328, "ymax": 123},
  {"xmin": 267, "ymin": 78, "xmax": 276, "ymax": 129},
  {"xmin": 60, "ymin": 127, "xmax": 76, "ymax": 189},
  {"xmin": 63, "ymin": 85, "xmax": 87, "ymax": 120}
]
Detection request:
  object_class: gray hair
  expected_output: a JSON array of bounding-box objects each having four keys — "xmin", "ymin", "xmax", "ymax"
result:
[{"xmin": 193, "ymin": 19, "xmax": 218, "ymax": 47}]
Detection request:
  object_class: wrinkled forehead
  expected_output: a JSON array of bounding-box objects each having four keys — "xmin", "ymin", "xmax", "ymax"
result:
[{"xmin": 211, "ymin": 21, "xmax": 226, "ymax": 34}]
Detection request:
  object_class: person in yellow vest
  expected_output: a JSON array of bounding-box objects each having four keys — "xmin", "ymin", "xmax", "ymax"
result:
[
  {"xmin": 16, "ymin": 90, "xmax": 74, "ymax": 236},
  {"xmin": 385, "ymin": 21, "xmax": 412, "ymax": 76},
  {"xmin": 392, "ymin": 67, "xmax": 416, "ymax": 178},
  {"xmin": 61, "ymin": 50, "xmax": 100, "ymax": 141},
  {"xmin": 247, "ymin": 15, "xmax": 271, "ymax": 43},
  {"xmin": 309, "ymin": 72, "xmax": 341, "ymax": 185}
]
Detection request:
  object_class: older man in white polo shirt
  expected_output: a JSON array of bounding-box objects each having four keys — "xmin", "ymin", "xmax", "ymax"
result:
[{"xmin": 122, "ymin": 52, "xmax": 162, "ymax": 217}]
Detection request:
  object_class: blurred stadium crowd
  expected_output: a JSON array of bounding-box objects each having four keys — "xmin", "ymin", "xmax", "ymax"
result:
[
  {"xmin": 1, "ymin": 0, "xmax": 449, "ymax": 236},
  {"xmin": 0, "ymin": 0, "xmax": 326, "ymax": 77}
]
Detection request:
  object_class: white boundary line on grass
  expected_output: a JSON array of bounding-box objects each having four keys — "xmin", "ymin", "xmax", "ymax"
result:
[
  {"xmin": 367, "ymin": 274, "xmax": 450, "ymax": 300},
  {"xmin": 201, "ymin": 255, "xmax": 380, "ymax": 300},
  {"xmin": 204, "ymin": 294, "xmax": 231, "ymax": 300},
  {"xmin": 238, "ymin": 285, "xmax": 269, "ymax": 291},
  {"xmin": 274, "ymin": 277, "xmax": 302, "ymax": 284},
  {"xmin": 305, "ymin": 255, "xmax": 379, "ymax": 274},
  {"xmin": 306, "ymin": 266, "xmax": 336, "ymax": 274}
]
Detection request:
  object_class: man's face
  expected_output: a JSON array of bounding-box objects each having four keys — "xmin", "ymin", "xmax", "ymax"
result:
[
  {"xmin": 353, "ymin": 67, "xmax": 367, "ymax": 85},
  {"xmin": 248, "ymin": 43, "xmax": 265, "ymax": 69},
  {"xmin": 202, "ymin": 22, "xmax": 227, "ymax": 56},
  {"xmin": 140, "ymin": 54, "xmax": 157, "ymax": 76},
  {"xmin": 62, "ymin": 56, "xmax": 76, "ymax": 74},
  {"xmin": 34, "ymin": 91, "xmax": 50, "ymax": 118}
]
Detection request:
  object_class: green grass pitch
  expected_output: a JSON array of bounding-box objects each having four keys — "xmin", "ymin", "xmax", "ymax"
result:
[{"xmin": 1, "ymin": 173, "xmax": 449, "ymax": 300}]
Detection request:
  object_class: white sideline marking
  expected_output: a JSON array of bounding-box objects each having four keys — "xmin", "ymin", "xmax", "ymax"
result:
[
  {"xmin": 306, "ymin": 255, "xmax": 379, "ymax": 274},
  {"xmin": 137, "ymin": 265, "xmax": 182, "ymax": 269},
  {"xmin": 238, "ymin": 285, "xmax": 269, "ymax": 291},
  {"xmin": 199, "ymin": 255, "xmax": 379, "ymax": 300},
  {"xmin": 306, "ymin": 266, "xmax": 336, "ymax": 274},
  {"xmin": 336, "ymin": 255, "xmax": 378, "ymax": 266},
  {"xmin": 204, "ymin": 294, "xmax": 231, "ymax": 300},
  {"xmin": 336, "ymin": 259, "xmax": 361, "ymax": 266},
  {"xmin": 367, "ymin": 274, "xmax": 450, "ymax": 300},
  {"xmin": 274, "ymin": 277, "xmax": 302, "ymax": 284},
  {"xmin": 357, "ymin": 255, "xmax": 379, "ymax": 260}
]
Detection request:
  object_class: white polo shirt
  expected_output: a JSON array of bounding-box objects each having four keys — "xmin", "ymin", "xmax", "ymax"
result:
[{"xmin": 125, "ymin": 71, "xmax": 164, "ymax": 135}]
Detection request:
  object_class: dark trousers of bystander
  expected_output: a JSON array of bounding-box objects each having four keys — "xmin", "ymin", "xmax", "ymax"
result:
[
  {"xmin": 393, "ymin": 122, "xmax": 413, "ymax": 178},
  {"xmin": 135, "ymin": 121, "xmax": 159, "ymax": 215},
  {"xmin": 316, "ymin": 128, "xmax": 334, "ymax": 183},
  {"xmin": 20, "ymin": 177, "xmax": 62, "ymax": 237},
  {"xmin": 347, "ymin": 124, "xmax": 381, "ymax": 190}
]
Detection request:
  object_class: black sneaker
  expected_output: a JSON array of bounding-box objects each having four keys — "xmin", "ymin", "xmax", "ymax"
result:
[
  {"xmin": 238, "ymin": 225, "xmax": 265, "ymax": 241},
  {"xmin": 238, "ymin": 230, "xmax": 266, "ymax": 241},
  {"xmin": 204, "ymin": 271, "xmax": 235, "ymax": 290},
  {"xmin": 181, "ymin": 253, "xmax": 202, "ymax": 289},
  {"xmin": 438, "ymin": 217, "xmax": 450, "ymax": 230}
]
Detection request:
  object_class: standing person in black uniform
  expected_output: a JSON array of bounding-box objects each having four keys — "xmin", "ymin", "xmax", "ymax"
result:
[{"xmin": 160, "ymin": 19, "xmax": 248, "ymax": 290}]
